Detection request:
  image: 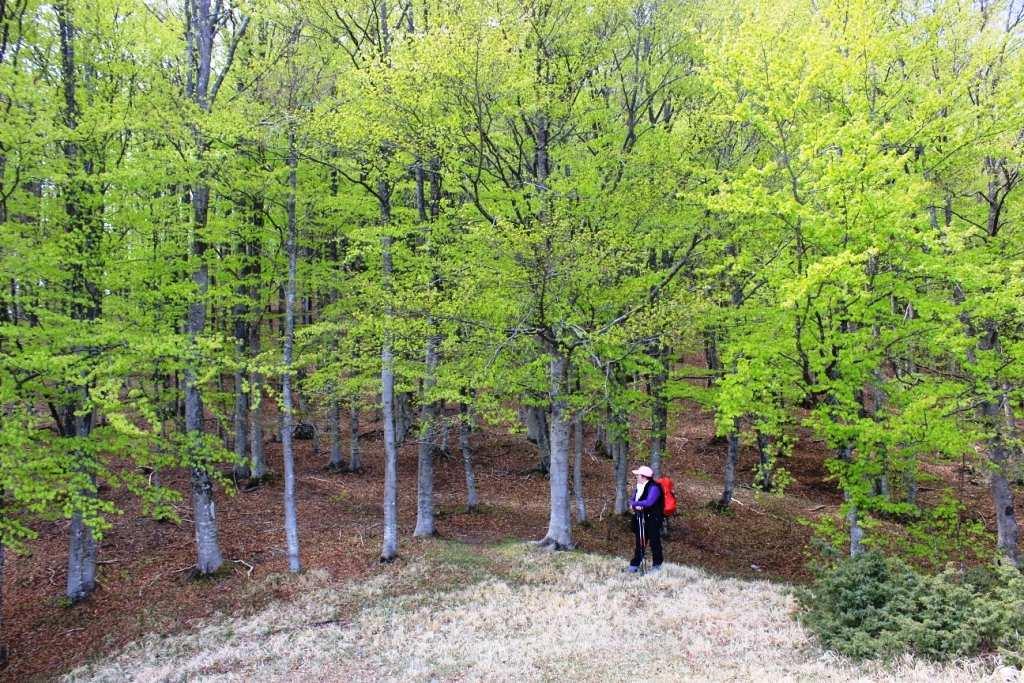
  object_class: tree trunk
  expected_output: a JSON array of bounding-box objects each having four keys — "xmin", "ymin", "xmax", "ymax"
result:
[
  {"xmin": 875, "ymin": 463, "xmax": 891, "ymax": 501},
  {"xmin": 394, "ymin": 392, "xmax": 414, "ymax": 445},
  {"xmin": 703, "ymin": 332, "xmax": 720, "ymax": 389},
  {"xmin": 246, "ymin": 202, "xmax": 265, "ymax": 481},
  {"xmin": 185, "ymin": 196, "xmax": 223, "ymax": 574},
  {"xmin": 232, "ymin": 367, "xmax": 249, "ymax": 481},
  {"xmin": 248, "ymin": 336, "xmax": 266, "ymax": 481},
  {"xmin": 190, "ymin": 458, "xmax": 224, "ymax": 572},
  {"xmin": 64, "ymin": 355, "xmax": 99, "ymax": 594},
  {"xmin": 990, "ymin": 452, "xmax": 1019, "ymax": 567},
  {"xmin": 437, "ymin": 407, "xmax": 450, "ymax": 457},
  {"xmin": 974, "ymin": 164, "xmax": 1019, "ymax": 565},
  {"xmin": 58, "ymin": 1, "xmax": 100, "ymax": 604},
  {"xmin": 539, "ymin": 350, "xmax": 572, "ymax": 549},
  {"xmin": 525, "ymin": 404, "xmax": 551, "ymax": 473},
  {"xmin": 349, "ymin": 402, "xmax": 362, "ymax": 471},
  {"xmin": 649, "ymin": 349, "xmax": 668, "ymax": 478},
  {"xmin": 381, "ymin": 336, "xmax": 399, "ymax": 561},
  {"xmin": 216, "ymin": 373, "xmax": 229, "ymax": 450},
  {"xmin": 594, "ymin": 422, "xmax": 609, "ymax": 459},
  {"xmin": 838, "ymin": 445, "xmax": 864, "ymax": 557},
  {"xmin": 985, "ymin": 395, "xmax": 1020, "ymax": 566},
  {"xmin": 573, "ymin": 411, "xmax": 587, "ymax": 523},
  {"xmin": 279, "ymin": 127, "xmax": 301, "ymax": 573},
  {"xmin": 328, "ymin": 398, "xmax": 343, "ymax": 469},
  {"xmin": 67, "ymin": 401, "xmax": 97, "ymax": 601},
  {"xmin": 66, "ymin": 510, "xmax": 97, "ymax": 603},
  {"xmin": 718, "ymin": 431, "xmax": 740, "ymax": 509},
  {"xmin": 294, "ymin": 374, "xmax": 317, "ymax": 455},
  {"xmin": 612, "ymin": 422, "xmax": 629, "ymax": 515},
  {"xmin": 755, "ymin": 430, "xmax": 773, "ymax": 492},
  {"xmin": 184, "ymin": 0, "xmax": 223, "ymax": 575},
  {"xmin": 904, "ymin": 468, "xmax": 918, "ymax": 506},
  {"xmin": 867, "ymin": 372, "xmax": 890, "ymax": 501},
  {"xmin": 414, "ymin": 332, "xmax": 441, "ymax": 537},
  {"xmin": 460, "ymin": 402, "xmax": 478, "ymax": 512},
  {"xmin": 380, "ymin": 175, "xmax": 399, "ymax": 560},
  {"xmin": 375, "ymin": 0, "xmax": 398, "ymax": 548}
]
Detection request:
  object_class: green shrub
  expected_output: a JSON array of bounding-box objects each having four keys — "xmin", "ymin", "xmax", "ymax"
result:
[{"xmin": 796, "ymin": 552, "xmax": 1024, "ymax": 662}]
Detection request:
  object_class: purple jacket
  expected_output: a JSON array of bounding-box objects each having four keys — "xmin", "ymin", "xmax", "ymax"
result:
[{"xmin": 632, "ymin": 480, "xmax": 662, "ymax": 511}]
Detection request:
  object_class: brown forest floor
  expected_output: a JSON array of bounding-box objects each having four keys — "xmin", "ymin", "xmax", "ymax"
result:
[{"xmin": 2, "ymin": 400, "xmax": 1018, "ymax": 681}]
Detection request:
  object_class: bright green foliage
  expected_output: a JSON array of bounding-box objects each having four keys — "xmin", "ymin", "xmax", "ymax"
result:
[
  {"xmin": 695, "ymin": 0, "xmax": 1024, "ymax": 558},
  {"xmin": 0, "ymin": 0, "xmax": 1021, "ymax": 630},
  {"xmin": 0, "ymin": 0, "xmax": 196, "ymax": 549}
]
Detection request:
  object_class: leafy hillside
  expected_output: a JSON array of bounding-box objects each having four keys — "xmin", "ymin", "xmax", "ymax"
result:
[{"xmin": 67, "ymin": 542, "xmax": 1010, "ymax": 683}]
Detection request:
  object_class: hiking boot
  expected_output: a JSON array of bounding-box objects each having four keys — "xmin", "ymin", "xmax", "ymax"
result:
[
  {"xmin": 650, "ymin": 564, "xmax": 663, "ymax": 573},
  {"xmin": 626, "ymin": 565, "xmax": 639, "ymax": 573}
]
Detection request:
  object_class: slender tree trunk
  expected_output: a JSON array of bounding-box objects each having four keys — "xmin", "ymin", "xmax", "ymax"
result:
[
  {"xmin": 985, "ymin": 394, "xmax": 1020, "ymax": 566},
  {"xmin": 714, "ymin": 259, "xmax": 747, "ymax": 487},
  {"xmin": 867, "ymin": 371, "xmax": 890, "ymax": 500},
  {"xmin": 58, "ymin": 1, "xmax": 101, "ymax": 603},
  {"xmin": 437, "ymin": 406, "xmax": 450, "ymax": 457},
  {"xmin": 414, "ymin": 332, "xmax": 440, "ymax": 537},
  {"xmin": 349, "ymin": 402, "xmax": 362, "ymax": 471},
  {"xmin": 66, "ymin": 511, "xmax": 96, "ymax": 603},
  {"xmin": 67, "ymin": 400, "xmax": 98, "ymax": 601},
  {"xmin": 539, "ymin": 349, "xmax": 572, "ymax": 549},
  {"xmin": 232, "ymin": 367, "xmax": 249, "ymax": 481},
  {"xmin": 875, "ymin": 460, "xmax": 891, "ymax": 501},
  {"xmin": 973, "ymin": 167, "xmax": 1020, "ymax": 565},
  {"xmin": 375, "ymin": 10, "xmax": 398, "ymax": 557},
  {"xmin": 904, "ymin": 468, "xmax": 918, "ymax": 506},
  {"xmin": 612, "ymin": 422, "xmax": 629, "ymax": 515},
  {"xmin": 305, "ymin": 396, "xmax": 320, "ymax": 460},
  {"xmin": 755, "ymin": 430, "xmax": 773, "ymax": 492},
  {"xmin": 649, "ymin": 349, "xmax": 668, "ymax": 479},
  {"xmin": 573, "ymin": 411, "xmax": 587, "ymax": 523},
  {"xmin": 248, "ymin": 329, "xmax": 266, "ymax": 481},
  {"xmin": 380, "ymin": 176, "xmax": 399, "ymax": 560},
  {"xmin": 216, "ymin": 373, "xmax": 229, "ymax": 450},
  {"xmin": 186, "ymin": 187, "xmax": 223, "ymax": 574},
  {"xmin": 526, "ymin": 404, "xmax": 551, "ymax": 473},
  {"xmin": 246, "ymin": 203, "xmax": 265, "ymax": 481},
  {"xmin": 394, "ymin": 392, "xmax": 414, "ymax": 445},
  {"xmin": 328, "ymin": 397, "xmax": 343, "ymax": 469},
  {"xmin": 595, "ymin": 422, "xmax": 609, "ymax": 459},
  {"xmin": 838, "ymin": 445, "xmax": 864, "ymax": 556},
  {"xmin": 184, "ymin": 0, "xmax": 223, "ymax": 575},
  {"xmin": 381, "ymin": 335, "xmax": 399, "ymax": 561},
  {"xmin": 703, "ymin": 332, "xmax": 720, "ymax": 389},
  {"xmin": 719, "ymin": 431, "xmax": 740, "ymax": 509},
  {"xmin": 460, "ymin": 401, "xmax": 478, "ymax": 512},
  {"xmin": 293, "ymin": 374, "xmax": 317, "ymax": 453},
  {"xmin": 279, "ymin": 127, "xmax": 301, "ymax": 573}
]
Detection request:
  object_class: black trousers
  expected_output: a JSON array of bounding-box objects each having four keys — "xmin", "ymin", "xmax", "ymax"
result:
[{"xmin": 630, "ymin": 513, "xmax": 663, "ymax": 567}]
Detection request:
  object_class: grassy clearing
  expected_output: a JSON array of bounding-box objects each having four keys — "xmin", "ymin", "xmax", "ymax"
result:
[{"xmin": 66, "ymin": 542, "xmax": 1016, "ymax": 682}]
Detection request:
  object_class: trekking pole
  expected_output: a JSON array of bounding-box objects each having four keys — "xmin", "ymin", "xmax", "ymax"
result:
[{"xmin": 638, "ymin": 510, "xmax": 647, "ymax": 575}]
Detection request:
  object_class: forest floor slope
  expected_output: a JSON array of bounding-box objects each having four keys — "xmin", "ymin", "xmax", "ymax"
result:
[
  {"xmin": 66, "ymin": 541, "xmax": 1010, "ymax": 682},
  {"xmin": 4, "ymin": 401, "xmax": 1019, "ymax": 680}
]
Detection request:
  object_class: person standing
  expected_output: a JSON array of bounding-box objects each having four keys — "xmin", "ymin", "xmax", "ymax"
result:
[{"xmin": 628, "ymin": 465, "xmax": 664, "ymax": 573}]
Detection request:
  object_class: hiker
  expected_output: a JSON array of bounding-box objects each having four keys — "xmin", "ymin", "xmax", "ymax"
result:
[{"xmin": 628, "ymin": 465, "xmax": 664, "ymax": 573}]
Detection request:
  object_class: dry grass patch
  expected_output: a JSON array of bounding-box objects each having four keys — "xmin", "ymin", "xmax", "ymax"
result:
[{"xmin": 66, "ymin": 543, "xmax": 1017, "ymax": 683}]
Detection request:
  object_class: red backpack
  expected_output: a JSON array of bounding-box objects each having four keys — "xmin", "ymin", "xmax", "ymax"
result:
[{"xmin": 657, "ymin": 476, "xmax": 677, "ymax": 516}]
